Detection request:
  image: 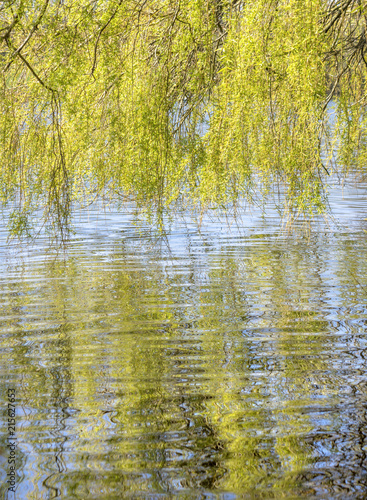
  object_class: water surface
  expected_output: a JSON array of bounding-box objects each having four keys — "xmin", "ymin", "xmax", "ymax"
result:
[{"xmin": 0, "ymin": 178, "xmax": 366, "ymax": 499}]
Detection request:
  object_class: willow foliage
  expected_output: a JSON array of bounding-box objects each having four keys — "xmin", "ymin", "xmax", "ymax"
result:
[{"xmin": 0, "ymin": 0, "xmax": 366, "ymax": 237}]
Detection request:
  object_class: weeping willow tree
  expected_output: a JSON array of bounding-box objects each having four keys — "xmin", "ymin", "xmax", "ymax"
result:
[{"xmin": 0, "ymin": 0, "xmax": 366, "ymax": 238}]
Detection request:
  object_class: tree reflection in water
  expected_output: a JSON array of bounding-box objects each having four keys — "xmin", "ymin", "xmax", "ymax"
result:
[{"xmin": 0, "ymin": 209, "xmax": 366, "ymax": 498}]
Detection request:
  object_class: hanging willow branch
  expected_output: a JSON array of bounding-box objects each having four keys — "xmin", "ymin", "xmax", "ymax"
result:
[{"xmin": 0, "ymin": 0, "xmax": 366, "ymax": 239}]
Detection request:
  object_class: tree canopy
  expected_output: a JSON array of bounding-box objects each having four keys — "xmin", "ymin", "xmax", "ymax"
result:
[{"xmin": 1, "ymin": 0, "xmax": 367, "ymax": 237}]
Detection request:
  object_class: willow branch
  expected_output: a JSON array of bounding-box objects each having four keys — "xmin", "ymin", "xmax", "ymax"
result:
[
  {"xmin": 4, "ymin": 0, "xmax": 50, "ymax": 71},
  {"xmin": 0, "ymin": 0, "xmax": 24, "ymax": 40},
  {"xmin": 90, "ymin": 0, "xmax": 123, "ymax": 77}
]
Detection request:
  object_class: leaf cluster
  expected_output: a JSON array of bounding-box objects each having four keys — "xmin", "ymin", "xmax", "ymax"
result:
[{"xmin": 0, "ymin": 0, "xmax": 366, "ymax": 237}]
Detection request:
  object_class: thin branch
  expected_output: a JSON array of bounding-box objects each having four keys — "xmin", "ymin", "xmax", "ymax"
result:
[
  {"xmin": 90, "ymin": 0, "xmax": 123, "ymax": 77},
  {"xmin": 0, "ymin": 0, "xmax": 24, "ymax": 41},
  {"xmin": 15, "ymin": 45, "xmax": 56, "ymax": 92},
  {"xmin": 4, "ymin": 0, "xmax": 50, "ymax": 71}
]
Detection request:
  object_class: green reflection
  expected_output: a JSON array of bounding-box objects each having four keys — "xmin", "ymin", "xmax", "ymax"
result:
[{"xmin": 0, "ymin": 229, "xmax": 366, "ymax": 498}]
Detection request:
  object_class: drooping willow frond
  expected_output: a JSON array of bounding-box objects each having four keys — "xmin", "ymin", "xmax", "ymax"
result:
[{"xmin": 0, "ymin": 0, "xmax": 366, "ymax": 237}]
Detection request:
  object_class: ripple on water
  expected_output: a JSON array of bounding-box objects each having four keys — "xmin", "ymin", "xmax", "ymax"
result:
[{"xmin": 0, "ymin": 179, "xmax": 367, "ymax": 498}]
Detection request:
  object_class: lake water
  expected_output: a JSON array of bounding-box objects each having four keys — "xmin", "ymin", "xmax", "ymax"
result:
[{"xmin": 0, "ymin": 177, "xmax": 366, "ymax": 499}]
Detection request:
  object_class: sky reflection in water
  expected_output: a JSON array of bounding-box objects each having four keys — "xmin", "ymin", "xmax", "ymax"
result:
[{"xmin": 0, "ymin": 176, "xmax": 366, "ymax": 499}]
